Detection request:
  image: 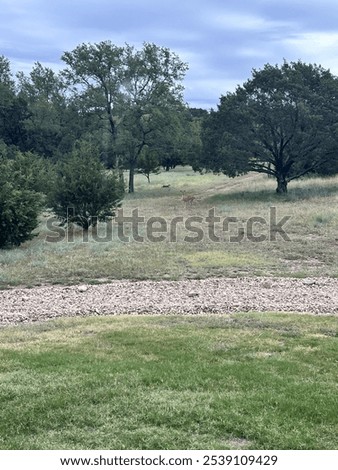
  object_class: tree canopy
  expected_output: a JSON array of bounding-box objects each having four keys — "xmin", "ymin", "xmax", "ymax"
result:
[
  {"xmin": 61, "ymin": 41, "xmax": 188, "ymax": 192},
  {"xmin": 199, "ymin": 60, "xmax": 338, "ymax": 193}
]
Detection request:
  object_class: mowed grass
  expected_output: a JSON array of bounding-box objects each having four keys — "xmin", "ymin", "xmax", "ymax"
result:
[
  {"xmin": 0, "ymin": 313, "xmax": 337, "ymax": 450},
  {"xmin": 1, "ymin": 168, "xmax": 338, "ymax": 286}
]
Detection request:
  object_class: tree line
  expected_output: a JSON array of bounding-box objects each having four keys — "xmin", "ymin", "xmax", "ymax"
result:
[
  {"xmin": 0, "ymin": 42, "xmax": 204, "ymax": 191},
  {"xmin": 2, "ymin": 41, "xmax": 338, "ymax": 248}
]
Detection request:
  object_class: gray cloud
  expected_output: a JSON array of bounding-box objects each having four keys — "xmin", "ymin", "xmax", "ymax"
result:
[{"xmin": 1, "ymin": 0, "xmax": 338, "ymax": 108}]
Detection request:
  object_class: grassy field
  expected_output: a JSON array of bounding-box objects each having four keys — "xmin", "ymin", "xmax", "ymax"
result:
[
  {"xmin": 0, "ymin": 313, "xmax": 337, "ymax": 450},
  {"xmin": 1, "ymin": 169, "xmax": 337, "ymax": 451},
  {"xmin": 1, "ymin": 168, "xmax": 338, "ymax": 287}
]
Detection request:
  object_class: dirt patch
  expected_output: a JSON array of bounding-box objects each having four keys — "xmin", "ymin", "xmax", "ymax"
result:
[{"xmin": 0, "ymin": 277, "xmax": 337, "ymax": 327}]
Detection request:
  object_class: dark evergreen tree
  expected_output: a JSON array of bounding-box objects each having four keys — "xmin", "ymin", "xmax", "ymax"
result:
[
  {"xmin": 50, "ymin": 141, "xmax": 124, "ymax": 230},
  {"xmin": 0, "ymin": 147, "xmax": 43, "ymax": 248}
]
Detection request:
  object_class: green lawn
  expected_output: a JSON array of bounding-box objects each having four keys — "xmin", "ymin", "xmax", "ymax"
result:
[{"xmin": 0, "ymin": 313, "xmax": 337, "ymax": 449}]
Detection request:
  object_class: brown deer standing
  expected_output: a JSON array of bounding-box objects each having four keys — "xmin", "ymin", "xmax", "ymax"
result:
[{"xmin": 180, "ymin": 191, "xmax": 195, "ymax": 206}]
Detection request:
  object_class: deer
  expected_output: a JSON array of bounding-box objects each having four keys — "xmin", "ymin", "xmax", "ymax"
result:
[{"xmin": 180, "ymin": 190, "xmax": 195, "ymax": 206}]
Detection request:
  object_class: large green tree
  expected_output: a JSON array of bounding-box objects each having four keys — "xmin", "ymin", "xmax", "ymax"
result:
[
  {"xmin": 61, "ymin": 41, "xmax": 188, "ymax": 192},
  {"xmin": 119, "ymin": 43, "xmax": 188, "ymax": 192},
  {"xmin": 200, "ymin": 61, "xmax": 338, "ymax": 193}
]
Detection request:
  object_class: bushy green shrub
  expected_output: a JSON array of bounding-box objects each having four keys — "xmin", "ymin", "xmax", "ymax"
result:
[
  {"xmin": 9, "ymin": 150, "xmax": 56, "ymax": 196},
  {"xmin": 0, "ymin": 152, "xmax": 43, "ymax": 248},
  {"xmin": 0, "ymin": 141, "xmax": 55, "ymax": 195},
  {"xmin": 50, "ymin": 141, "xmax": 124, "ymax": 230}
]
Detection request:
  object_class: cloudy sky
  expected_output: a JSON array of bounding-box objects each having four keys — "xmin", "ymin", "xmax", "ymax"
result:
[{"xmin": 1, "ymin": 0, "xmax": 338, "ymax": 109}]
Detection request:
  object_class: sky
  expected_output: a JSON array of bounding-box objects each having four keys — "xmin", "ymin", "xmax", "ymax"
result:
[{"xmin": 2, "ymin": 0, "xmax": 338, "ymax": 109}]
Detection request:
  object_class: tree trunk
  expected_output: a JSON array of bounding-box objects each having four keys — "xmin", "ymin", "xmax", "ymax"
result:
[
  {"xmin": 276, "ymin": 177, "xmax": 288, "ymax": 194},
  {"xmin": 118, "ymin": 168, "xmax": 124, "ymax": 188},
  {"xmin": 114, "ymin": 155, "xmax": 125, "ymax": 189},
  {"xmin": 107, "ymin": 112, "xmax": 120, "ymax": 175},
  {"xmin": 128, "ymin": 166, "xmax": 135, "ymax": 193}
]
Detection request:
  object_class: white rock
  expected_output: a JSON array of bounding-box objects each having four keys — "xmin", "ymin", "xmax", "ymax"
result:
[
  {"xmin": 187, "ymin": 291, "xmax": 199, "ymax": 297},
  {"xmin": 77, "ymin": 285, "xmax": 88, "ymax": 293}
]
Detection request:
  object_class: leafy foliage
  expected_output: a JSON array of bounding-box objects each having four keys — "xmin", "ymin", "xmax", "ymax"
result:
[
  {"xmin": 0, "ymin": 150, "xmax": 43, "ymax": 248},
  {"xmin": 4, "ymin": 147, "xmax": 55, "ymax": 196},
  {"xmin": 50, "ymin": 141, "xmax": 124, "ymax": 230},
  {"xmin": 1, "ymin": 46, "xmax": 191, "ymax": 192},
  {"xmin": 17, "ymin": 62, "xmax": 78, "ymax": 159},
  {"xmin": 137, "ymin": 147, "xmax": 161, "ymax": 182},
  {"xmin": 62, "ymin": 41, "xmax": 188, "ymax": 192},
  {"xmin": 0, "ymin": 56, "xmax": 29, "ymax": 150},
  {"xmin": 199, "ymin": 61, "xmax": 338, "ymax": 193}
]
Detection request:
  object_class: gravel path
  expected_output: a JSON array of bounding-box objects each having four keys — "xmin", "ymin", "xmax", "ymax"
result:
[{"xmin": 0, "ymin": 277, "xmax": 337, "ymax": 326}]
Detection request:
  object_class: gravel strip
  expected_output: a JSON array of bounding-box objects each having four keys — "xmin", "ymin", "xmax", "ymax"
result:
[{"xmin": 0, "ymin": 277, "xmax": 337, "ymax": 326}]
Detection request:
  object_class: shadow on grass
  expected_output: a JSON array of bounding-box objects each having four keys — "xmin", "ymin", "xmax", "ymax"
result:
[{"xmin": 205, "ymin": 182, "xmax": 338, "ymax": 204}]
